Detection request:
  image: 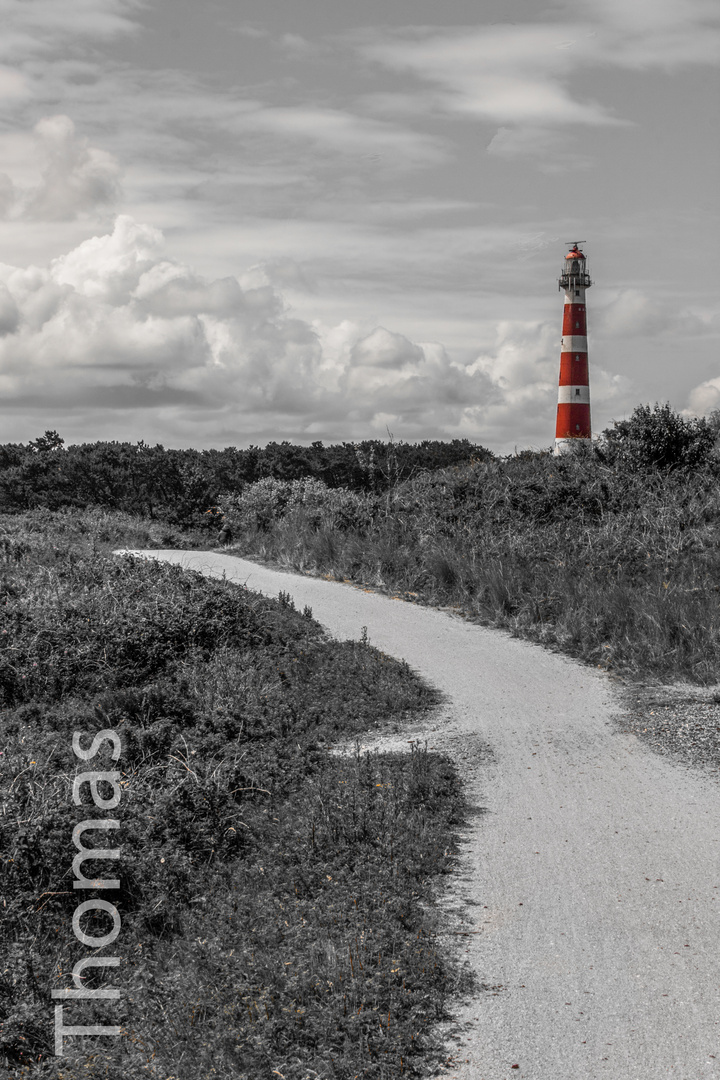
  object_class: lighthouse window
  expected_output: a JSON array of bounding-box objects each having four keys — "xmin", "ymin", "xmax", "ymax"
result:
[
  {"xmin": 576, "ymin": 424, "xmax": 580, "ymax": 431},
  {"xmin": 575, "ymin": 354, "xmax": 580, "ymax": 361},
  {"xmin": 575, "ymin": 290, "xmax": 580, "ymax": 296},
  {"xmin": 575, "ymin": 321, "xmax": 580, "ymax": 328},
  {"xmin": 575, "ymin": 389, "xmax": 581, "ymax": 396}
]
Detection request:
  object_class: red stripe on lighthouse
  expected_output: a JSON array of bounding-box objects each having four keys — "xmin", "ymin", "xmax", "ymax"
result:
[
  {"xmin": 556, "ymin": 403, "xmax": 591, "ymax": 439},
  {"xmin": 559, "ymin": 353, "xmax": 589, "ymax": 384},
  {"xmin": 562, "ymin": 304, "xmax": 587, "ymax": 336}
]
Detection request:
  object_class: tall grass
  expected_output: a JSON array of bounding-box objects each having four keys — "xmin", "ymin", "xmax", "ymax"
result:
[
  {"xmin": 223, "ymin": 455, "xmax": 720, "ymax": 684},
  {"xmin": 1, "ymin": 510, "xmax": 466, "ymax": 1078}
]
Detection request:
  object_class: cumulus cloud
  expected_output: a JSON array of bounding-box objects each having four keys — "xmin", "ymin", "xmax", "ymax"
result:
[
  {"xmin": 0, "ymin": 172, "xmax": 16, "ymax": 217},
  {"xmin": 685, "ymin": 378, "xmax": 720, "ymax": 417},
  {"xmin": 0, "ymin": 213, "xmax": 690, "ymax": 451},
  {"xmin": 0, "ymin": 217, "xmax": 323, "ymax": 414},
  {"xmin": 458, "ymin": 319, "xmax": 631, "ymax": 447},
  {"xmin": 0, "ymin": 214, "xmax": 544, "ymax": 446},
  {"xmin": 0, "ymin": 115, "xmax": 121, "ymax": 222},
  {"xmin": 24, "ymin": 115, "xmax": 121, "ymax": 221},
  {"xmin": 0, "ymin": 283, "xmax": 20, "ymax": 336}
]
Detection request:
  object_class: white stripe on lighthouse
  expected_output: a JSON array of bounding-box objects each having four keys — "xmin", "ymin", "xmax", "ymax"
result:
[
  {"xmin": 555, "ymin": 437, "xmax": 590, "ymax": 453},
  {"xmin": 560, "ymin": 336, "xmax": 588, "ymax": 352},
  {"xmin": 557, "ymin": 385, "xmax": 591, "ymax": 404}
]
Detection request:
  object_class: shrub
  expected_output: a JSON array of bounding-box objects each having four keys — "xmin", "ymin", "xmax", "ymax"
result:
[
  {"xmin": 223, "ymin": 477, "xmax": 373, "ymax": 535},
  {"xmin": 599, "ymin": 402, "xmax": 716, "ymax": 472}
]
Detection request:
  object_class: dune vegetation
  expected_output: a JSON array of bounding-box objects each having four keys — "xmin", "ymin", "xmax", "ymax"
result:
[
  {"xmin": 1, "ymin": 509, "xmax": 466, "ymax": 1079},
  {"xmin": 221, "ymin": 406, "xmax": 720, "ymax": 685},
  {"xmin": 2, "ymin": 401, "xmax": 718, "ymax": 1077}
]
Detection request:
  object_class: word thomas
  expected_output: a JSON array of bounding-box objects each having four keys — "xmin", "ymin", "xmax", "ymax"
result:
[{"xmin": 53, "ymin": 728, "xmax": 123, "ymax": 1056}]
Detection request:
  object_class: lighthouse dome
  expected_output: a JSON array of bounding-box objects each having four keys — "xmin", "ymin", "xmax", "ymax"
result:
[{"xmin": 565, "ymin": 247, "xmax": 585, "ymax": 260}]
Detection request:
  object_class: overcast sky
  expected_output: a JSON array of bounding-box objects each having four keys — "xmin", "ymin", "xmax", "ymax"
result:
[{"xmin": 0, "ymin": 0, "xmax": 718, "ymax": 453}]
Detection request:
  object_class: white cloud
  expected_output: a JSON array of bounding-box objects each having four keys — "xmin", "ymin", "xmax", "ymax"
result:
[
  {"xmin": 360, "ymin": 25, "xmax": 627, "ymax": 128},
  {"xmin": 25, "ymin": 115, "xmax": 121, "ymax": 221},
  {"xmin": 231, "ymin": 104, "xmax": 447, "ymax": 168},
  {"xmin": 0, "ymin": 0, "xmax": 142, "ymax": 60},
  {"xmin": 0, "ymin": 115, "xmax": 121, "ymax": 222},
  {"xmin": 685, "ymin": 378, "xmax": 720, "ymax": 417},
  {"xmin": 351, "ymin": 327, "xmax": 424, "ymax": 370},
  {"xmin": 0, "ymin": 173, "xmax": 16, "ymax": 217},
  {"xmin": 0, "ymin": 213, "xmax": 698, "ymax": 452},
  {"xmin": 0, "ymin": 283, "xmax": 20, "ymax": 335},
  {"xmin": 0, "ymin": 215, "xmax": 518, "ymax": 446},
  {"xmin": 457, "ymin": 318, "xmax": 631, "ymax": 447},
  {"xmin": 358, "ymin": 4, "xmax": 719, "ymax": 147},
  {"xmin": 0, "ymin": 65, "xmax": 27, "ymax": 99},
  {"xmin": 596, "ymin": 289, "xmax": 710, "ymax": 338}
]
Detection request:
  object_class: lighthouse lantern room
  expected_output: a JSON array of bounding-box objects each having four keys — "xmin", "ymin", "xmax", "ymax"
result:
[{"xmin": 555, "ymin": 242, "xmax": 592, "ymax": 454}]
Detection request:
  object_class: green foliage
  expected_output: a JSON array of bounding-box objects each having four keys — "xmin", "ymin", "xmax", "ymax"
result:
[
  {"xmin": 1, "ymin": 510, "xmax": 463, "ymax": 1079},
  {"xmin": 223, "ymin": 476, "xmax": 373, "ymax": 535},
  {"xmin": 228, "ymin": 425, "xmax": 720, "ymax": 684},
  {"xmin": 599, "ymin": 402, "xmax": 716, "ymax": 472},
  {"xmin": 0, "ymin": 436, "xmax": 491, "ymax": 529}
]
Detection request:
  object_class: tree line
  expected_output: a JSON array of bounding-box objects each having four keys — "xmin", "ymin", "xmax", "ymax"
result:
[
  {"xmin": 2, "ymin": 404, "xmax": 717, "ymax": 531},
  {"xmin": 0, "ymin": 433, "xmax": 491, "ymax": 529}
]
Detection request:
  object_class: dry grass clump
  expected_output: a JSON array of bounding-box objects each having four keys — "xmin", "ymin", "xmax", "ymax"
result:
[{"xmin": 2, "ymin": 510, "xmax": 464, "ymax": 1079}]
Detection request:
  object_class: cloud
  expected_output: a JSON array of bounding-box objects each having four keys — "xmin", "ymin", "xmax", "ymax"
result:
[
  {"xmin": 458, "ymin": 318, "xmax": 631, "ymax": 447},
  {"xmin": 0, "ymin": 0, "xmax": 142, "ymax": 61},
  {"xmin": 360, "ymin": 25, "xmax": 627, "ymax": 128},
  {"xmin": 577, "ymin": 0, "xmax": 720, "ymax": 67},
  {"xmin": 24, "ymin": 115, "xmax": 121, "ymax": 221},
  {"xmin": 0, "ymin": 213, "xmax": 681, "ymax": 451},
  {"xmin": 0, "ymin": 65, "xmax": 27, "ymax": 99},
  {"xmin": 358, "ymin": 4, "xmax": 719, "ymax": 149},
  {"xmin": 0, "ymin": 214, "xmax": 526, "ymax": 446},
  {"xmin": 351, "ymin": 327, "xmax": 424, "ymax": 370},
  {"xmin": 484, "ymin": 126, "xmax": 591, "ymax": 170},
  {"xmin": 0, "ymin": 283, "xmax": 20, "ymax": 335},
  {"xmin": 0, "ymin": 173, "xmax": 16, "ymax": 217},
  {"xmin": 0, "ymin": 115, "xmax": 121, "ymax": 222},
  {"xmin": 596, "ymin": 289, "xmax": 710, "ymax": 338},
  {"xmin": 231, "ymin": 104, "xmax": 446, "ymax": 168},
  {"xmin": 239, "ymin": 259, "xmax": 317, "ymax": 294},
  {"xmin": 685, "ymin": 377, "xmax": 720, "ymax": 417}
]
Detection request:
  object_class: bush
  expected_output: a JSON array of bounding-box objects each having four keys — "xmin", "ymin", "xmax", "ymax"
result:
[
  {"xmin": 599, "ymin": 402, "xmax": 716, "ymax": 472},
  {"xmin": 223, "ymin": 477, "xmax": 373, "ymax": 535}
]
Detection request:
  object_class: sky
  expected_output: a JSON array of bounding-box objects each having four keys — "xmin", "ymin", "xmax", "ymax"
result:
[{"xmin": 0, "ymin": 0, "xmax": 718, "ymax": 454}]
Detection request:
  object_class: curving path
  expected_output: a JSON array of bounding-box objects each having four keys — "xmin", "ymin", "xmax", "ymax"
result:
[{"xmin": 121, "ymin": 550, "xmax": 720, "ymax": 1080}]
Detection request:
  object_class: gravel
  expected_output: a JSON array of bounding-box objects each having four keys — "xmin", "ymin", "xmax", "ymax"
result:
[{"xmin": 614, "ymin": 682, "xmax": 720, "ymax": 775}]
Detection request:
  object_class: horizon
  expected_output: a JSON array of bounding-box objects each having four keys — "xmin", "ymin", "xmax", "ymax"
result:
[{"xmin": 0, "ymin": 0, "xmax": 718, "ymax": 455}]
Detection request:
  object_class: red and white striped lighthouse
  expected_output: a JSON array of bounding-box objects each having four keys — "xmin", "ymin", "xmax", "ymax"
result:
[{"xmin": 555, "ymin": 242, "xmax": 592, "ymax": 454}]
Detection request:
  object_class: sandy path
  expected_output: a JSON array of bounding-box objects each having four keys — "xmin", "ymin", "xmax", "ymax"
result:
[{"xmin": 120, "ymin": 550, "xmax": 720, "ymax": 1079}]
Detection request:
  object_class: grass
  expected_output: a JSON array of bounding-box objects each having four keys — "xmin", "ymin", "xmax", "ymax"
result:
[
  {"xmin": 1, "ymin": 509, "xmax": 467, "ymax": 1079},
  {"xmin": 220, "ymin": 452, "xmax": 720, "ymax": 685}
]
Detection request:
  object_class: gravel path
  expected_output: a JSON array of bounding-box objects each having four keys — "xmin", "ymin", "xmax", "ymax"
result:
[{"xmin": 121, "ymin": 550, "xmax": 720, "ymax": 1080}]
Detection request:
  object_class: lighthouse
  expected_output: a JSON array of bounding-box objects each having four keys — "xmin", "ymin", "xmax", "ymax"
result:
[{"xmin": 555, "ymin": 242, "xmax": 592, "ymax": 454}]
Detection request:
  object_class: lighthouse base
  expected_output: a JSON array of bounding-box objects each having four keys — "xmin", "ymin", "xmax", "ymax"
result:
[{"xmin": 554, "ymin": 437, "xmax": 591, "ymax": 456}]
